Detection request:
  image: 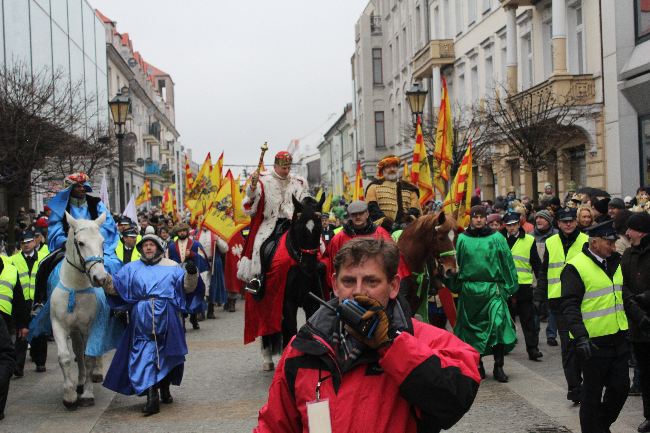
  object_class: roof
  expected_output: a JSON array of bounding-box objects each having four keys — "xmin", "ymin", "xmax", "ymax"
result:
[{"xmin": 94, "ymin": 9, "xmax": 113, "ymax": 24}]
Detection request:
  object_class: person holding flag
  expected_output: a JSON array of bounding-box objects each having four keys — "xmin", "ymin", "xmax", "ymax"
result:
[{"xmin": 365, "ymin": 155, "xmax": 421, "ymax": 232}]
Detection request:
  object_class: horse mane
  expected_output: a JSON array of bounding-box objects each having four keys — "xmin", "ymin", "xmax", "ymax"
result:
[{"xmin": 398, "ymin": 211, "xmax": 456, "ymax": 273}]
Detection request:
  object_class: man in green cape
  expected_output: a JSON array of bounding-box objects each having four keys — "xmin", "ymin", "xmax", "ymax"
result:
[{"xmin": 450, "ymin": 205, "xmax": 518, "ymax": 382}]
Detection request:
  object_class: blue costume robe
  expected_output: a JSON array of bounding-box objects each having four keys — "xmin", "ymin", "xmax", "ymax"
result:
[
  {"xmin": 209, "ymin": 254, "xmax": 227, "ymax": 305},
  {"xmin": 167, "ymin": 239, "xmax": 208, "ymax": 314},
  {"xmin": 103, "ymin": 259, "xmax": 188, "ymax": 396},
  {"xmin": 47, "ymin": 184, "xmax": 121, "ymax": 275}
]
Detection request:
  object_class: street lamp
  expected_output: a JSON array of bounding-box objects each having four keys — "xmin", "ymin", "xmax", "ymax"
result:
[
  {"xmin": 406, "ymin": 82, "xmax": 428, "ymax": 128},
  {"xmin": 109, "ymin": 86, "xmax": 131, "ymax": 211}
]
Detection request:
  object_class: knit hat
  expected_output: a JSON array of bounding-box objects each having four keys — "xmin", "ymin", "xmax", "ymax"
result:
[
  {"xmin": 535, "ymin": 210, "xmax": 554, "ymax": 224},
  {"xmin": 486, "ymin": 213, "xmax": 502, "ymax": 224},
  {"xmin": 608, "ymin": 198, "xmax": 625, "ymax": 210},
  {"xmin": 470, "ymin": 205, "xmax": 487, "ymax": 218},
  {"xmin": 593, "ymin": 197, "xmax": 611, "ymax": 215},
  {"xmin": 627, "ymin": 212, "xmax": 650, "ymax": 233}
]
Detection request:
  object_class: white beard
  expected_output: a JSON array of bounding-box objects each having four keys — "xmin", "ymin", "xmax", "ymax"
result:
[{"xmin": 385, "ymin": 172, "xmax": 399, "ymax": 181}]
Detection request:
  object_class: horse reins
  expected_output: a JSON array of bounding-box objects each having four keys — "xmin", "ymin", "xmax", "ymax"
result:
[{"xmin": 65, "ymin": 227, "xmax": 104, "ymax": 283}]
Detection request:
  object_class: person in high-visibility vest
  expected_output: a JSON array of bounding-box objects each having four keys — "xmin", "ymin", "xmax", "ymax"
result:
[
  {"xmin": 501, "ymin": 212, "xmax": 542, "ymax": 361},
  {"xmin": 536, "ymin": 206, "xmax": 589, "ymax": 404},
  {"xmin": 34, "ymin": 227, "xmax": 49, "ymax": 260},
  {"xmin": 116, "ymin": 227, "xmax": 141, "ymax": 266},
  {"xmin": 559, "ymin": 220, "xmax": 630, "ymax": 433},
  {"xmin": 0, "ymin": 252, "xmax": 28, "ymax": 420},
  {"xmin": 9, "ymin": 230, "xmax": 48, "ymax": 375}
]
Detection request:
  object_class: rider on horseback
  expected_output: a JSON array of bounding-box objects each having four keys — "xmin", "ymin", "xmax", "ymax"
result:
[
  {"xmin": 365, "ymin": 155, "xmax": 421, "ymax": 232},
  {"xmin": 237, "ymin": 151, "xmax": 309, "ymax": 284}
]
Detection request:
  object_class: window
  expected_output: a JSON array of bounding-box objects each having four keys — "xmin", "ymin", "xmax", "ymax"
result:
[
  {"xmin": 500, "ymin": 34, "xmax": 507, "ymax": 84},
  {"xmin": 443, "ymin": 0, "xmax": 450, "ymax": 38},
  {"xmin": 468, "ymin": 0, "xmax": 477, "ymax": 25},
  {"xmin": 458, "ymin": 70, "xmax": 466, "ymax": 105},
  {"xmin": 636, "ymin": 0, "xmax": 650, "ymax": 43},
  {"xmin": 401, "ymin": 28, "xmax": 407, "ymax": 65},
  {"xmin": 640, "ymin": 115, "xmax": 650, "ymax": 185},
  {"xmin": 543, "ymin": 8, "xmax": 553, "ymax": 78},
  {"xmin": 483, "ymin": 0, "xmax": 491, "ymax": 14},
  {"xmin": 372, "ymin": 48, "xmax": 383, "ymax": 84},
  {"xmin": 567, "ymin": 146, "xmax": 587, "ymax": 188},
  {"xmin": 432, "ymin": 5, "xmax": 440, "ymax": 39},
  {"xmin": 470, "ymin": 56, "xmax": 479, "ymax": 103},
  {"xmin": 521, "ymin": 32, "xmax": 533, "ymax": 89},
  {"xmin": 375, "ymin": 111, "xmax": 386, "ymax": 148},
  {"xmin": 575, "ymin": 4, "xmax": 585, "ymax": 74},
  {"xmin": 485, "ymin": 52, "xmax": 494, "ymax": 93},
  {"xmin": 455, "ymin": 0, "xmax": 463, "ymax": 35},
  {"xmin": 395, "ymin": 36, "xmax": 400, "ymax": 75},
  {"xmin": 416, "ymin": 6, "xmax": 422, "ymax": 49}
]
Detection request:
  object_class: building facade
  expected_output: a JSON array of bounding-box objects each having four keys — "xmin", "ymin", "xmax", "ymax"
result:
[
  {"xmin": 602, "ymin": 0, "xmax": 650, "ymax": 196},
  {"xmin": 318, "ymin": 104, "xmax": 355, "ymax": 195},
  {"xmin": 352, "ymin": 0, "xmax": 625, "ymax": 201},
  {"xmin": 0, "ymin": 0, "xmax": 110, "ymax": 213},
  {"xmin": 99, "ymin": 11, "xmax": 182, "ymax": 210}
]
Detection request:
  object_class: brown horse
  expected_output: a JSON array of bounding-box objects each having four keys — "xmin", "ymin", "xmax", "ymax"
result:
[{"xmin": 397, "ymin": 211, "xmax": 458, "ymax": 318}]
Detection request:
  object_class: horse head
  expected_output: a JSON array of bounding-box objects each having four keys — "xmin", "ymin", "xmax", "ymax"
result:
[
  {"xmin": 64, "ymin": 212, "xmax": 109, "ymax": 287},
  {"xmin": 290, "ymin": 195, "xmax": 324, "ymax": 267},
  {"xmin": 398, "ymin": 210, "xmax": 458, "ymax": 277}
]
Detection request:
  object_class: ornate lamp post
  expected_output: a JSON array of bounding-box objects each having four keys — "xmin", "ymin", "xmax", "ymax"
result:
[
  {"xmin": 406, "ymin": 82, "xmax": 428, "ymax": 128},
  {"xmin": 109, "ymin": 86, "xmax": 131, "ymax": 211}
]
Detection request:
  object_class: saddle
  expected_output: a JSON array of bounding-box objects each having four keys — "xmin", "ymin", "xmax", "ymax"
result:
[
  {"xmin": 34, "ymin": 247, "xmax": 65, "ymax": 304},
  {"xmin": 246, "ymin": 218, "xmax": 291, "ymax": 301}
]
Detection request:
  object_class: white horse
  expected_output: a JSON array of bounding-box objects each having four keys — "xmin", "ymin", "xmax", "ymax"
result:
[{"xmin": 50, "ymin": 212, "xmax": 109, "ymax": 409}]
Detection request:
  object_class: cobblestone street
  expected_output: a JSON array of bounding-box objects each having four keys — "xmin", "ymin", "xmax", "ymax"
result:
[{"xmin": 2, "ymin": 304, "xmax": 644, "ymax": 433}]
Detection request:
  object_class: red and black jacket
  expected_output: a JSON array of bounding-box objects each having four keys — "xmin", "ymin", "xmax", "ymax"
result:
[{"xmin": 254, "ymin": 298, "xmax": 481, "ymax": 433}]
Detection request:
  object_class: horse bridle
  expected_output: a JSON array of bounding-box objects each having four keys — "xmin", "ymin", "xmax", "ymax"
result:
[{"xmin": 66, "ymin": 227, "xmax": 104, "ymax": 281}]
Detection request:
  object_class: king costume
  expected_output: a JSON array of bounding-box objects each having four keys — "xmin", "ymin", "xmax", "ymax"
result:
[
  {"xmin": 237, "ymin": 151, "xmax": 308, "ymax": 283},
  {"xmin": 103, "ymin": 234, "xmax": 199, "ymax": 416}
]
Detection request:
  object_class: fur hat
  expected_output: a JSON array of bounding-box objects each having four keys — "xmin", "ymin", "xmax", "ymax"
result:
[
  {"xmin": 136, "ymin": 233, "xmax": 165, "ymax": 254},
  {"xmin": 627, "ymin": 212, "xmax": 650, "ymax": 233},
  {"xmin": 173, "ymin": 222, "xmax": 191, "ymax": 234}
]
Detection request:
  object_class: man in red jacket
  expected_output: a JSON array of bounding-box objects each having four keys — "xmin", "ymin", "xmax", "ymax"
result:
[
  {"xmin": 254, "ymin": 238, "xmax": 480, "ymax": 433},
  {"xmin": 325, "ymin": 200, "xmax": 392, "ymax": 288}
]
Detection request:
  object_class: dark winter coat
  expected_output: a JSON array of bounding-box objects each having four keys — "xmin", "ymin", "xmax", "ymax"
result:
[{"xmin": 622, "ymin": 235, "xmax": 650, "ymax": 342}]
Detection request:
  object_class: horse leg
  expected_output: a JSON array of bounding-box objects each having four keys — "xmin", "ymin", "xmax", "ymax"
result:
[
  {"xmin": 70, "ymin": 330, "xmax": 86, "ymax": 396},
  {"xmin": 281, "ymin": 288, "xmax": 299, "ymax": 349},
  {"xmin": 51, "ymin": 320, "xmax": 78, "ymax": 409},
  {"xmin": 80, "ymin": 352, "xmax": 96, "ymax": 406},
  {"xmin": 91, "ymin": 356, "xmax": 104, "ymax": 383}
]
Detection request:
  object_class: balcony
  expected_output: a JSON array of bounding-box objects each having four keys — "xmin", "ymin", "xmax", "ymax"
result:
[
  {"xmin": 499, "ymin": 0, "xmax": 539, "ymax": 7},
  {"xmin": 411, "ymin": 39, "xmax": 455, "ymax": 80},
  {"xmin": 508, "ymin": 74, "xmax": 597, "ymax": 107},
  {"xmin": 143, "ymin": 121, "xmax": 161, "ymax": 145},
  {"xmin": 123, "ymin": 145, "xmax": 137, "ymax": 168}
]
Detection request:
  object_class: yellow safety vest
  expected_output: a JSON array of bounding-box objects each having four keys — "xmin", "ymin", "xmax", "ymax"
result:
[
  {"xmin": 37, "ymin": 244, "xmax": 50, "ymax": 261},
  {"xmin": 511, "ymin": 234, "xmax": 535, "ymax": 285},
  {"xmin": 545, "ymin": 232, "xmax": 589, "ymax": 299},
  {"xmin": 567, "ymin": 252, "xmax": 628, "ymax": 339},
  {"xmin": 0, "ymin": 256, "xmax": 18, "ymax": 315},
  {"xmin": 10, "ymin": 251, "xmax": 41, "ymax": 301},
  {"xmin": 116, "ymin": 239, "xmax": 141, "ymax": 264}
]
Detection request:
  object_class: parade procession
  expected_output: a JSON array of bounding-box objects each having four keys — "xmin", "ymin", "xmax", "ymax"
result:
[{"xmin": 2, "ymin": 1, "xmax": 650, "ymax": 433}]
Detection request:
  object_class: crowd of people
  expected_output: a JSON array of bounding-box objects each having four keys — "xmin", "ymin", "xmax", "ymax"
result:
[{"xmin": 0, "ymin": 155, "xmax": 648, "ymax": 432}]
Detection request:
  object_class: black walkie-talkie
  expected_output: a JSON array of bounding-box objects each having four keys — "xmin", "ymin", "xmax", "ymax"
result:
[{"xmin": 308, "ymin": 293, "xmax": 379, "ymax": 339}]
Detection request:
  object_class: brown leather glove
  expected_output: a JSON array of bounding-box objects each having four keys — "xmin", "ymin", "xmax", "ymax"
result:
[{"xmin": 345, "ymin": 295, "xmax": 391, "ymax": 349}]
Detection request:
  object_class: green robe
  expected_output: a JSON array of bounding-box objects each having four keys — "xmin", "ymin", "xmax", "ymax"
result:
[{"xmin": 450, "ymin": 230, "xmax": 519, "ymax": 355}]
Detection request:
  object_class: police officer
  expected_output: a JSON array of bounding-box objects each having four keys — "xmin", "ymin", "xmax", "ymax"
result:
[
  {"xmin": 0, "ymin": 249, "xmax": 27, "ymax": 420},
  {"xmin": 536, "ymin": 207, "xmax": 589, "ymax": 403},
  {"xmin": 10, "ymin": 230, "xmax": 47, "ymax": 375},
  {"xmin": 501, "ymin": 212, "xmax": 543, "ymax": 360},
  {"xmin": 559, "ymin": 220, "xmax": 629, "ymax": 433},
  {"xmin": 116, "ymin": 226, "xmax": 141, "ymax": 265}
]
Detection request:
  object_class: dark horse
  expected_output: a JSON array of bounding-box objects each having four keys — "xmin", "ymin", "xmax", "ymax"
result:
[
  {"xmin": 250, "ymin": 194, "xmax": 326, "ymax": 370},
  {"xmin": 397, "ymin": 211, "xmax": 458, "ymax": 324}
]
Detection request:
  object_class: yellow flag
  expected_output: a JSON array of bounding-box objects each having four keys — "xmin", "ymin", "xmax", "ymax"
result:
[
  {"xmin": 211, "ymin": 151, "xmax": 224, "ymax": 193},
  {"xmin": 322, "ymin": 191, "xmax": 333, "ymax": 213},
  {"xmin": 315, "ymin": 187, "xmax": 323, "ymax": 202},
  {"xmin": 443, "ymin": 142, "xmax": 472, "ymax": 228},
  {"xmin": 202, "ymin": 170, "xmax": 248, "ymax": 242},
  {"xmin": 343, "ymin": 173, "xmax": 352, "ymax": 202},
  {"xmin": 135, "ymin": 180, "xmax": 151, "ymax": 206},
  {"xmin": 189, "ymin": 153, "xmax": 212, "ymax": 199},
  {"xmin": 231, "ymin": 172, "xmax": 250, "ymax": 225}
]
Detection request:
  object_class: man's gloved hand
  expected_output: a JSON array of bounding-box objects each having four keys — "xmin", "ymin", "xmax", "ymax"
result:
[
  {"xmin": 575, "ymin": 336, "xmax": 598, "ymax": 361},
  {"xmin": 185, "ymin": 260, "xmax": 198, "ymax": 275},
  {"xmin": 345, "ymin": 295, "xmax": 391, "ymax": 349},
  {"xmin": 101, "ymin": 274, "xmax": 114, "ymax": 294}
]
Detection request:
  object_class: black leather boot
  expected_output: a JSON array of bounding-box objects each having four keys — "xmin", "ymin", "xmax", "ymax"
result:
[
  {"xmin": 228, "ymin": 298, "xmax": 236, "ymax": 313},
  {"xmin": 142, "ymin": 386, "xmax": 160, "ymax": 416},
  {"xmin": 159, "ymin": 377, "xmax": 173, "ymax": 404},
  {"xmin": 478, "ymin": 359, "xmax": 486, "ymax": 379},
  {"xmin": 207, "ymin": 303, "xmax": 216, "ymax": 319},
  {"xmin": 492, "ymin": 345, "xmax": 509, "ymax": 383},
  {"xmin": 190, "ymin": 314, "xmax": 200, "ymax": 330}
]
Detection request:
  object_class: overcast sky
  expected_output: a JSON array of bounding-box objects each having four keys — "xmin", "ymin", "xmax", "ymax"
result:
[{"xmin": 90, "ymin": 0, "xmax": 368, "ymax": 170}]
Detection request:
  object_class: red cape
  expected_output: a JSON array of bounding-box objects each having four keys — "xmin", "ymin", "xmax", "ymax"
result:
[
  {"xmin": 244, "ymin": 232, "xmax": 296, "ymax": 344},
  {"xmin": 241, "ymin": 182, "xmax": 265, "ymax": 263}
]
